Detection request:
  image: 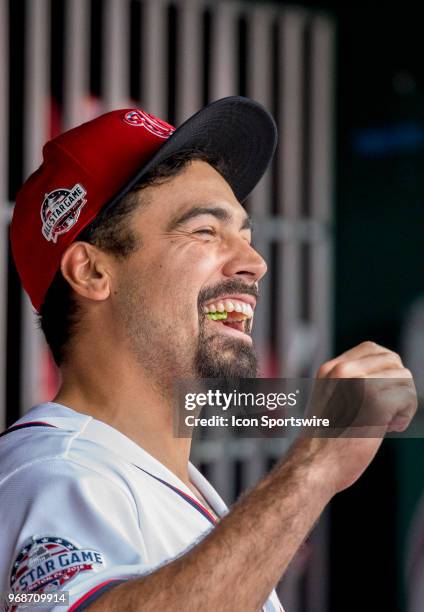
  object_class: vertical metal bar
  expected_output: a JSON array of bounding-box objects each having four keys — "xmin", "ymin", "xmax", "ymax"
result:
[
  {"xmin": 209, "ymin": 0, "xmax": 237, "ymax": 102},
  {"xmin": 305, "ymin": 16, "xmax": 335, "ymax": 612},
  {"xmin": 245, "ymin": 6, "xmax": 274, "ymax": 490},
  {"xmin": 201, "ymin": 0, "xmax": 238, "ymax": 503},
  {"xmin": 275, "ymin": 15, "xmax": 307, "ymax": 609},
  {"xmin": 141, "ymin": 0, "xmax": 167, "ymax": 117},
  {"xmin": 209, "ymin": 436, "xmax": 234, "ymax": 505},
  {"xmin": 308, "ymin": 17, "xmax": 334, "ymax": 371},
  {"xmin": 63, "ymin": 0, "xmax": 90, "ymax": 129},
  {"xmin": 24, "ymin": 0, "xmax": 49, "ymax": 175},
  {"xmin": 247, "ymin": 7, "xmax": 273, "ymax": 368},
  {"xmin": 22, "ymin": 0, "xmax": 50, "ymax": 413},
  {"xmin": 277, "ymin": 11, "xmax": 305, "ymax": 378},
  {"xmin": 175, "ymin": 0, "xmax": 202, "ymax": 123},
  {"xmin": 0, "ymin": 0, "xmax": 8, "ymax": 428},
  {"xmin": 103, "ymin": 0, "xmax": 131, "ymax": 110}
]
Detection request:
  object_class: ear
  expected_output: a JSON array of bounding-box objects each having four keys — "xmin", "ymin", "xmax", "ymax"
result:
[{"xmin": 60, "ymin": 242, "xmax": 112, "ymax": 303}]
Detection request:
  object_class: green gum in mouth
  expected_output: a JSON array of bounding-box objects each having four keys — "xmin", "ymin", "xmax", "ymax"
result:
[{"xmin": 207, "ymin": 311, "xmax": 228, "ymax": 321}]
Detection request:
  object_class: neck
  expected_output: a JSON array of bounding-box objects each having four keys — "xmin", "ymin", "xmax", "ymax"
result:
[{"xmin": 54, "ymin": 347, "xmax": 193, "ymax": 486}]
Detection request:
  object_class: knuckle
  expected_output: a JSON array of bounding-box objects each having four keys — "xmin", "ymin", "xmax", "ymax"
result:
[
  {"xmin": 389, "ymin": 351, "xmax": 402, "ymax": 365},
  {"xmin": 317, "ymin": 363, "xmax": 331, "ymax": 378},
  {"xmin": 332, "ymin": 363, "xmax": 350, "ymax": 378},
  {"xmin": 361, "ymin": 340, "xmax": 378, "ymax": 350},
  {"xmin": 409, "ymin": 393, "xmax": 418, "ymax": 411}
]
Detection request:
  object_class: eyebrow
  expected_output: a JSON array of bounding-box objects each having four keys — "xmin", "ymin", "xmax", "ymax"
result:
[{"xmin": 166, "ymin": 205, "xmax": 252, "ymax": 232}]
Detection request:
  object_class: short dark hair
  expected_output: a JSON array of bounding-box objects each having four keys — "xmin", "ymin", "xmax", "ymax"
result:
[{"xmin": 38, "ymin": 149, "xmax": 228, "ymax": 366}]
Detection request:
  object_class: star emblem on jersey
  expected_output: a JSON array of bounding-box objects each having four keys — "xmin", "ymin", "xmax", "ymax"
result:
[
  {"xmin": 40, "ymin": 183, "xmax": 87, "ymax": 243},
  {"xmin": 9, "ymin": 536, "xmax": 104, "ymax": 598},
  {"xmin": 123, "ymin": 109, "xmax": 175, "ymax": 138}
]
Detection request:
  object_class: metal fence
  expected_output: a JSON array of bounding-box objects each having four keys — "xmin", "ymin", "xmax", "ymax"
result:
[{"xmin": 0, "ymin": 0, "xmax": 334, "ymax": 609}]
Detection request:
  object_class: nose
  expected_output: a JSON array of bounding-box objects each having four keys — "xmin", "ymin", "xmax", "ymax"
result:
[{"xmin": 222, "ymin": 238, "xmax": 268, "ymax": 283}]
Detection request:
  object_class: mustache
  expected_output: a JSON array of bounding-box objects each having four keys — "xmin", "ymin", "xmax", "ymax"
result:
[{"xmin": 198, "ymin": 279, "xmax": 259, "ymax": 310}]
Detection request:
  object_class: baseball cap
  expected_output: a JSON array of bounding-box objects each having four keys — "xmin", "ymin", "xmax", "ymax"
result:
[{"xmin": 11, "ymin": 96, "xmax": 277, "ymax": 312}]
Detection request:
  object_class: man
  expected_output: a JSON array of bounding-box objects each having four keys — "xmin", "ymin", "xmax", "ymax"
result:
[{"xmin": 1, "ymin": 97, "xmax": 416, "ymax": 611}]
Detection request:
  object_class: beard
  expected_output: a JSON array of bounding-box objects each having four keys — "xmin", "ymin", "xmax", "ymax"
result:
[
  {"xmin": 194, "ymin": 324, "xmax": 258, "ymax": 380},
  {"xmin": 117, "ymin": 273, "xmax": 258, "ymax": 384},
  {"xmin": 194, "ymin": 280, "xmax": 259, "ymax": 380}
]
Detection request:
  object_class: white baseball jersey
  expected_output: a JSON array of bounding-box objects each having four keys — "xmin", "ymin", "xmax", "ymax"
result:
[{"xmin": 0, "ymin": 402, "xmax": 284, "ymax": 611}]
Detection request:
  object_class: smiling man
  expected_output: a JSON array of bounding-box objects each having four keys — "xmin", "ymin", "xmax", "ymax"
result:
[{"xmin": 1, "ymin": 97, "xmax": 417, "ymax": 611}]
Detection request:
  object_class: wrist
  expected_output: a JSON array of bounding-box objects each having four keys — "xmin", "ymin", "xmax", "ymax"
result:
[{"xmin": 284, "ymin": 437, "xmax": 337, "ymax": 504}]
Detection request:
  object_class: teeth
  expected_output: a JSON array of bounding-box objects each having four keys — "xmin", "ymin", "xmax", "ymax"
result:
[
  {"xmin": 203, "ymin": 300, "xmax": 254, "ymax": 318},
  {"xmin": 207, "ymin": 311, "xmax": 228, "ymax": 321}
]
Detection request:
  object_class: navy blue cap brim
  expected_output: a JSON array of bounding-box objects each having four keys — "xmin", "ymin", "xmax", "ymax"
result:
[{"xmin": 88, "ymin": 96, "xmax": 278, "ymax": 223}]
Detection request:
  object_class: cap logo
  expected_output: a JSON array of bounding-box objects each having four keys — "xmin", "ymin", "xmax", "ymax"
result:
[
  {"xmin": 40, "ymin": 183, "xmax": 87, "ymax": 243},
  {"xmin": 123, "ymin": 109, "xmax": 175, "ymax": 139}
]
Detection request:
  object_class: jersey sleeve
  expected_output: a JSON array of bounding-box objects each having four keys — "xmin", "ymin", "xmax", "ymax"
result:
[{"xmin": 0, "ymin": 457, "xmax": 151, "ymax": 611}]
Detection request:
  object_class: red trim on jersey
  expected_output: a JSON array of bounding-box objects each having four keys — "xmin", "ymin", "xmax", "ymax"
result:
[
  {"xmin": 167, "ymin": 482, "xmax": 218, "ymax": 525},
  {"xmin": 68, "ymin": 579, "xmax": 124, "ymax": 611},
  {"xmin": 0, "ymin": 421, "xmax": 57, "ymax": 437},
  {"xmin": 6, "ymin": 420, "xmax": 55, "ymax": 428},
  {"xmin": 133, "ymin": 464, "xmax": 218, "ymax": 526}
]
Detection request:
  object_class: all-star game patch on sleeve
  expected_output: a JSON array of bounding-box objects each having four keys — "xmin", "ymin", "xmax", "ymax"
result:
[
  {"xmin": 9, "ymin": 536, "xmax": 105, "ymax": 598},
  {"xmin": 0, "ymin": 458, "xmax": 150, "ymax": 611}
]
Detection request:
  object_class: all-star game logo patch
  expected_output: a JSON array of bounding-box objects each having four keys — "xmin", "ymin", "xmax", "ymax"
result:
[
  {"xmin": 9, "ymin": 536, "xmax": 104, "ymax": 599},
  {"xmin": 40, "ymin": 183, "xmax": 87, "ymax": 243},
  {"xmin": 123, "ymin": 109, "xmax": 175, "ymax": 139}
]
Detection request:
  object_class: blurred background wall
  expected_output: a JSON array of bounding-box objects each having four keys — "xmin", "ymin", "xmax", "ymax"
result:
[
  {"xmin": 311, "ymin": 3, "xmax": 424, "ymax": 612},
  {"xmin": 1, "ymin": 1, "xmax": 423, "ymax": 611}
]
